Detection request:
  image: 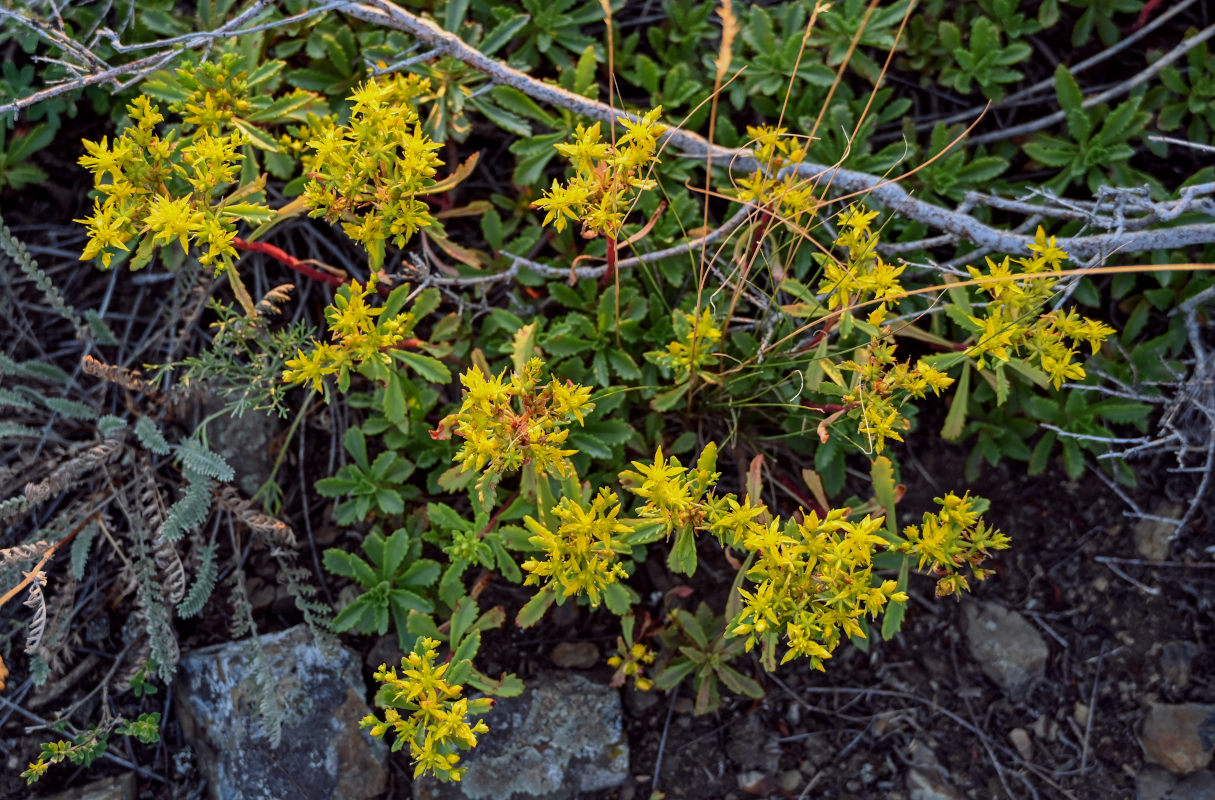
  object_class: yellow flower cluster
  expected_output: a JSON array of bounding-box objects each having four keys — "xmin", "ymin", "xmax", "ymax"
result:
[
  {"xmin": 839, "ymin": 336, "xmax": 956, "ymax": 454},
  {"xmin": 521, "ymin": 488, "xmax": 633, "ymax": 607},
  {"xmin": 76, "ymin": 91, "xmax": 257, "ymax": 271},
  {"xmin": 607, "ymin": 641, "xmax": 657, "ymax": 691},
  {"xmin": 282, "ymin": 278, "xmax": 415, "ymax": 392},
  {"xmin": 731, "ymin": 509, "xmax": 909, "ymax": 671},
  {"xmin": 817, "ymin": 205, "xmax": 907, "ymax": 326},
  {"xmin": 618, "ymin": 444, "xmax": 727, "ymax": 541},
  {"xmin": 361, "ymin": 638, "xmax": 492, "ymax": 783},
  {"xmin": 963, "ymin": 227, "xmax": 1116, "ymax": 387},
  {"xmin": 646, "ymin": 309, "xmax": 722, "ymax": 383},
  {"xmin": 899, "ymin": 492, "xmax": 1011, "ymax": 598},
  {"xmin": 735, "ymin": 125, "xmax": 818, "ymax": 222},
  {"xmin": 444, "ymin": 358, "xmax": 594, "ymax": 479},
  {"xmin": 302, "ymin": 74, "xmax": 443, "ymax": 269},
  {"xmin": 533, "ymin": 108, "xmax": 666, "ymax": 239}
]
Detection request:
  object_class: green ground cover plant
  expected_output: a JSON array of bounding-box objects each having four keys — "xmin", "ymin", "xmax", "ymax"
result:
[{"xmin": 2, "ymin": 0, "xmax": 1213, "ymax": 792}]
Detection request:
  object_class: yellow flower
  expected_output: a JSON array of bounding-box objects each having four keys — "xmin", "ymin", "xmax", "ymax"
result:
[{"xmin": 144, "ymin": 195, "xmax": 203, "ymax": 252}]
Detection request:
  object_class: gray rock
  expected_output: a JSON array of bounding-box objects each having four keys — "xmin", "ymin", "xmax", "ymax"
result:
[
  {"xmin": 905, "ymin": 740, "xmax": 960, "ymax": 800},
  {"xmin": 1138, "ymin": 765, "xmax": 1177, "ymax": 800},
  {"xmin": 549, "ymin": 640, "xmax": 599, "ymax": 669},
  {"xmin": 726, "ymin": 714, "xmax": 781, "ymax": 774},
  {"xmin": 413, "ymin": 672, "xmax": 628, "ymax": 800},
  {"xmin": 205, "ymin": 398, "xmax": 281, "ymax": 496},
  {"xmin": 1133, "ymin": 501, "xmax": 1184, "ymax": 561},
  {"xmin": 1141, "ymin": 703, "xmax": 1215, "ymax": 774},
  {"xmin": 906, "ymin": 768, "xmax": 961, "ymax": 800},
  {"xmin": 176, "ymin": 625, "xmax": 387, "ymax": 800},
  {"xmin": 1161, "ymin": 642, "xmax": 1200, "ymax": 690},
  {"xmin": 962, "ymin": 601, "xmax": 1048, "ymax": 700},
  {"xmin": 1169, "ymin": 770, "xmax": 1215, "ymax": 800}
]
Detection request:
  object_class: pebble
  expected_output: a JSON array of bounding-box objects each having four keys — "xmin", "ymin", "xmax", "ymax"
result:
[
  {"xmin": 906, "ymin": 768, "xmax": 961, "ymax": 800},
  {"xmin": 1161, "ymin": 641, "xmax": 1199, "ymax": 689},
  {"xmin": 1009, "ymin": 727, "xmax": 1033, "ymax": 761},
  {"xmin": 962, "ymin": 601, "xmax": 1049, "ymax": 700},
  {"xmin": 1133, "ymin": 501, "xmax": 1184, "ymax": 561},
  {"xmin": 778, "ymin": 769, "xmax": 803, "ymax": 792},
  {"xmin": 550, "ymin": 640, "xmax": 600, "ymax": 669},
  {"xmin": 1140, "ymin": 703, "xmax": 1215, "ymax": 773},
  {"xmin": 1073, "ymin": 702, "xmax": 1090, "ymax": 729},
  {"xmin": 736, "ymin": 770, "xmax": 769, "ymax": 795}
]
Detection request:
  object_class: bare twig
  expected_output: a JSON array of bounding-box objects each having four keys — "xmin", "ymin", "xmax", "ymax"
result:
[{"xmin": 344, "ymin": 0, "xmax": 1215, "ymax": 259}]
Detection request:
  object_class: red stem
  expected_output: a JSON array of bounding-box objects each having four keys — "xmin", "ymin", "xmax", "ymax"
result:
[{"xmin": 232, "ymin": 237, "xmax": 345, "ymax": 288}]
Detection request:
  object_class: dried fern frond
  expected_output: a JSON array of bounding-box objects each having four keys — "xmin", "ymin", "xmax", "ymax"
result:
[
  {"xmin": 139, "ymin": 460, "xmax": 186, "ymax": 605},
  {"xmin": 82, "ymin": 354, "xmax": 158, "ymax": 396},
  {"xmin": 23, "ymin": 430, "xmax": 126, "ymax": 507},
  {"xmin": 214, "ymin": 485, "xmax": 297, "ymax": 548},
  {"xmin": 0, "ymin": 540, "xmax": 53, "ymax": 571},
  {"xmin": 23, "ymin": 571, "xmax": 48, "ymax": 653},
  {"xmin": 255, "ymin": 283, "xmax": 295, "ymax": 317}
]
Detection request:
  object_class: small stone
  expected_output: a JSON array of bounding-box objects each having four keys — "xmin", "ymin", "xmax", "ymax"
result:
[
  {"xmin": 727, "ymin": 714, "xmax": 781, "ymax": 773},
  {"xmin": 673, "ymin": 696, "xmax": 694, "ymax": 715},
  {"xmin": 1171, "ymin": 770, "xmax": 1215, "ymax": 800},
  {"xmin": 176, "ymin": 625, "xmax": 387, "ymax": 800},
  {"xmin": 736, "ymin": 771, "xmax": 769, "ymax": 795},
  {"xmin": 1161, "ymin": 641, "xmax": 1199, "ymax": 689},
  {"xmin": 778, "ymin": 769, "xmax": 802, "ymax": 792},
  {"xmin": 1072, "ymin": 702, "xmax": 1090, "ymax": 729},
  {"xmin": 906, "ymin": 769, "xmax": 961, "ymax": 800},
  {"xmin": 962, "ymin": 601, "xmax": 1049, "ymax": 700},
  {"xmin": 624, "ymin": 684, "xmax": 660, "ymax": 714},
  {"xmin": 550, "ymin": 641, "xmax": 600, "ymax": 669},
  {"xmin": 1136, "ymin": 765, "xmax": 1177, "ymax": 800},
  {"xmin": 1008, "ymin": 728, "xmax": 1032, "ymax": 761},
  {"xmin": 1092, "ymin": 576, "xmax": 1109, "ymax": 592},
  {"xmin": 414, "ymin": 672, "xmax": 628, "ymax": 800},
  {"xmin": 1031, "ymin": 716, "xmax": 1048, "ymax": 739},
  {"xmin": 39, "ymin": 774, "xmax": 136, "ymax": 800},
  {"xmin": 1140, "ymin": 703, "xmax": 1215, "ymax": 774},
  {"xmin": 1133, "ymin": 502, "xmax": 1184, "ymax": 561},
  {"xmin": 859, "ymin": 762, "xmax": 876, "ymax": 785}
]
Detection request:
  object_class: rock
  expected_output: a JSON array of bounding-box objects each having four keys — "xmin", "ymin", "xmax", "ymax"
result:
[
  {"xmin": 906, "ymin": 739, "xmax": 960, "ymax": 800},
  {"xmin": 204, "ymin": 398, "xmax": 282, "ymax": 496},
  {"xmin": 176, "ymin": 625, "xmax": 386, "ymax": 800},
  {"xmin": 1136, "ymin": 765, "xmax": 1177, "ymax": 800},
  {"xmin": 726, "ymin": 714, "xmax": 781, "ymax": 774},
  {"xmin": 413, "ymin": 672, "xmax": 628, "ymax": 800},
  {"xmin": 38, "ymin": 774, "xmax": 135, "ymax": 800},
  {"xmin": 550, "ymin": 640, "xmax": 599, "ymax": 669},
  {"xmin": 1009, "ymin": 727, "xmax": 1032, "ymax": 761},
  {"xmin": 906, "ymin": 769, "xmax": 961, "ymax": 800},
  {"xmin": 624, "ymin": 684, "xmax": 660, "ymax": 714},
  {"xmin": 1170, "ymin": 770, "xmax": 1215, "ymax": 800},
  {"xmin": 1074, "ymin": 702, "xmax": 1090, "ymax": 729},
  {"xmin": 1161, "ymin": 642, "xmax": 1199, "ymax": 689},
  {"xmin": 736, "ymin": 771, "xmax": 770, "ymax": 795},
  {"xmin": 778, "ymin": 769, "xmax": 803, "ymax": 792},
  {"xmin": 1141, "ymin": 703, "xmax": 1215, "ymax": 773},
  {"xmin": 962, "ymin": 601, "xmax": 1048, "ymax": 700},
  {"xmin": 1133, "ymin": 501, "xmax": 1184, "ymax": 561}
]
